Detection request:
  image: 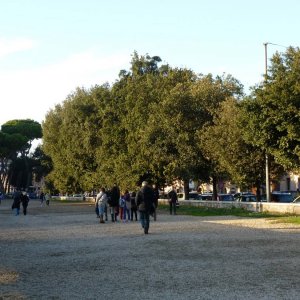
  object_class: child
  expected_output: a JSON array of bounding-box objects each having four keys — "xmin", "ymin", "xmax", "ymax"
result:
[
  {"xmin": 123, "ymin": 190, "xmax": 131, "ymax": 221},
  {"xmin": 119, "ymin": 195, "xmax": 125, "ymax": 221}
]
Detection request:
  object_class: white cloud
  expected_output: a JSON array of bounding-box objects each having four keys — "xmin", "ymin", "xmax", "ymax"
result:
[
  {"xmin": 0, "ymin": 50, "xmax": 130, "ymax": 126},
  {"xmin": 0, "ymin": 37, "xmax": 36, "ymax": 58}
]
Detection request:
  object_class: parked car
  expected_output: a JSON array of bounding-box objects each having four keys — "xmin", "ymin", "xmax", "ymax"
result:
[
  {"xmin": 234, "ymin": 192, "xmax": 257, "ymax": 202},
  {"xmin": 199, "ymin": 193, "xmax": 213, "ymax": 201},
  {"xmin": 177, "ymin": 191, "xmax": 201, "ymax": 201},
  {"xmin": 271, "ymin": 191, "xmax": 295, "ymax": 203},
  {"xmin": 217, "ymin": 194, "xmax": 234, "ymax": 201},
  {"xmin": 279, "ymin": 190, "xmax": 299, "ymax": 198},
  {"xmin": 72, "ymin": 194, "xmax": 85, "ymax": 200}
]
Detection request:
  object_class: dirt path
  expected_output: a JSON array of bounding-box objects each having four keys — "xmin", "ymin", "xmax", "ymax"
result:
[{"xmin": 1, "ymin": 199, "xmax": 299, "ymax": 299}]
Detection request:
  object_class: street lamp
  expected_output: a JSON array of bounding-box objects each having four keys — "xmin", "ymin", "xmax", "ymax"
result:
[{"xmin": 263, "ymin": 43, "xmax": 271, "ymax": 202}]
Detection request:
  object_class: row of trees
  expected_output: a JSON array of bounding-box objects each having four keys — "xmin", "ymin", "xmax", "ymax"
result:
[
  {"xmin": 3, "ymin": 48, "xmax": 300, "ymax": 199},
  {"xmin": 41, "ymin": 48, "xmax": 300, "ymax": 199}
]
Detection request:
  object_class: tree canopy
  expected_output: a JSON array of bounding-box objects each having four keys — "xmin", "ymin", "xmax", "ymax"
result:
[
  {"xmin": 5, "ymin": 49, "xmax": 300, "ymax": 196},
  {"xmin": 42, "ymin": 53, "xmax": 244, "ymax": 194},
  {"xmin": 0, "ymin": 119, "xmax": 42, "ymax": 192},
  {"xmin": 244, "ymin": 46, "xmax": 300, "ymax": 171}
]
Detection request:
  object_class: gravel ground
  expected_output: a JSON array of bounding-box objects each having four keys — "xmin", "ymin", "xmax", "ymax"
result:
[{"xmin": 0, "ymin": 199, "xmax": 299, "ymax": 300}]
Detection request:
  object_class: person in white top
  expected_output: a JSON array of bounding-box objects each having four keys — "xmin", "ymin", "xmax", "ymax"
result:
[{"xmin": 96, "ymin": 187, "xmax": 108, "ymax": 224}]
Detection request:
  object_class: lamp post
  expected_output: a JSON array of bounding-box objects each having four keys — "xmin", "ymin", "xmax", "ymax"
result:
[{"xmin": 263, "ymin": 42, "xmax": 271, "ymax": 202}]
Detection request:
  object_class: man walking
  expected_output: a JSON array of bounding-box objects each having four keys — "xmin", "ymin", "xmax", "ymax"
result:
[
  {"xmin": 20, "ymin": 191, "xmax": 30, "ymax": 215},
  {"xmin": 135, "ymin": 181, "xmax": 154, "ymax": 234},
  {"xmin": 168, "ymin": 187, "xmax": 178, "ymax": 215},
  {"xmin": 12, "ymin": 189, "xmax": 21, "ymax": 216},
  {"xmin": 96, "ymin": 187, "xmax": 108, "ymax": 224}
]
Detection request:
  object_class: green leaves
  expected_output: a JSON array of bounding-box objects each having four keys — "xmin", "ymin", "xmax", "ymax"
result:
[
  {"xmin": 43, "ymin": 85, "xmax": 111, "ymax": 193},
  {"xmin": 2, "ymin": 119, "xmax": 42, "ymax": 141},
  {"xmin": 41, "ymin": 52, "xmax": 246, "ymax": 193},
  {"xmin": 246, "ymin": 46, "xmax": 300, "ymax": 170},
  {"xmin": 0, "ymin": 119, "xmax": 43, "ymax": 191}
]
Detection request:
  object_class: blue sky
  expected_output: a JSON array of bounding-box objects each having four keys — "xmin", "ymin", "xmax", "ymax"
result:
[{"xmin": 1, "ymin": 0, "xmax": 300, "ymax": 126}]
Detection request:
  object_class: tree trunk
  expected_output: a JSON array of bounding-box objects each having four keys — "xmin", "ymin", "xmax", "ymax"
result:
[
  {"xmin": 212, "ymin": 175, "xmax": 218, "ymax": 201},
  {"xmin": 183, "ymin": 180, "xmax": 189, "ymax": 200},
  {"xmin": 24, "ymin": 157, "xmax": 31, "ymax": 190},
  {"xmin": 255, "ymin": 180, "xmax": 261, "ymax": 201}
]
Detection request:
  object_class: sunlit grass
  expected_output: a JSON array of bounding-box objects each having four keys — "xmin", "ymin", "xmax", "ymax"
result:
[
  {"xmin": 271, "ymin": 216, "xmax": 300, "ymax": 225},
  {"xmin": 158, "ymin": 204, "xmax": 300, "ymax": 221},
  {"xmin": 158, "ymin": 204, "xmax": 277, "ymax": 217}
]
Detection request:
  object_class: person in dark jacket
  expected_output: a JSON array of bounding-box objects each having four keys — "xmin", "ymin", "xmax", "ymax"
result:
[
  {"xmin": 39, "ymin": 192, "xmax": 45, "ymax": 207},
  {"xmin": 130, "ymin": 191, "xmax": 138, "ymax": 221},
  {"xmin": 168, "ymin": 187, "xmax": 178, "ymax": 215},
  {"xmin": 135, "ymin": 181, "xmax": 154, "ymax": 234},
  {"xmin": 109, "ymin": 183, "xmax": 120, "ymax": 222},
  {"xmin": 12, "ymin": 190, "xmax": 21, "ymax": 216},
  {"xmin": 94, "ymin": 192, "xmax": 99, "ymax": 218},
  {"xmin": 20, "ymin": 191, "xmax": 30, "ymax": 215}
]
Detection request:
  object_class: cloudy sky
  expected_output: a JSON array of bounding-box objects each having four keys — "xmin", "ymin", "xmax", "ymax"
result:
[{"xmin": 1, "ymin": 0, "xmax": 300, "ymax": 126}]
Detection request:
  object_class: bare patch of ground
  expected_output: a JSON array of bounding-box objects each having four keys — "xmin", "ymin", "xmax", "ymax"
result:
[{"xmin": 0, "ymin": 199, "xmax": 299, "ymax": 299}]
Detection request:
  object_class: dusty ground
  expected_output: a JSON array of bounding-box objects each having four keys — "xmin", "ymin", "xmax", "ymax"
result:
[{"xmin": 0, "ymin": 199, "xmax": 299, "ymax": 300}]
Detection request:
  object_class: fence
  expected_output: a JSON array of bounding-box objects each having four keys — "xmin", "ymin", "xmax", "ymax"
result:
[{"xmin": 159, "ymin": 199, "xmax": 300, "ymax": 215}]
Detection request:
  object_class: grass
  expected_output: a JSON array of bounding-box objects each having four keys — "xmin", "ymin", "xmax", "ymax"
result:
[
  {"xmin": 158, "ymin": 204, "xmax": 300, "ymax": 225},
  {"xmin": 271, "ymin": 216, "xmax": 300, "ymax": 225}
]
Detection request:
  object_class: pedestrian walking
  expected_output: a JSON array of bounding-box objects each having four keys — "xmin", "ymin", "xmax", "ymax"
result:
[
  {"xmin": 135, "ymin": 181, "xmax": 154, "ymax": 234},
  {"xmin": 119, "ymin": 195, "xmax": 125, "ymax": 221},
  {"xmin": 12, "ymin": 190, "xmax": 21, "ymax": 216},
  {"xmin": 109, "ymin": 183, "xmax": 120, "ymax": 222},
  {"xmin": 45, "ymin": 193, "xmax": 51, "ymax": 206},
  {"xmin": 130, "ymin": 192, "xmax": 138, "ymax": 221},
  {"xmin": 94, "ymin": 193, "xmax": 99, "ymax": 218},
  {"xmin": 96, "ymin": 188, "xmax": 108, "ymax": 224},
  {"xmin": 39, "ymin": 192, "xmax": 45, "ymax": 207},
  {"xmin": 20, "ymin": 191, "xmax": 30, "ymax": 215},
  {"xmin": 168, "ymin": 187, "xmax": 178, "ymax": 215}
]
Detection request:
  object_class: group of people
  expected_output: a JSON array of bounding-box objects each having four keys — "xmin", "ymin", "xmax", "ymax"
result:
[
  {"xmin": 9, "ymin": 181, "xmax": 178, "ymax": 235},
  {"xmin": 10, "ymin": 190, "xmax": 52, "ymax": 216},
  {"xmin": 95, "ymin": 182, "xmax": 160, "ymax": 234},
  {"xmin": 11, "ymin": 190, "xmax": 30, "ymax": 216},
  {"xmin": 39, "ymin": 192, "xmax": 51, "ymax": 207}
]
